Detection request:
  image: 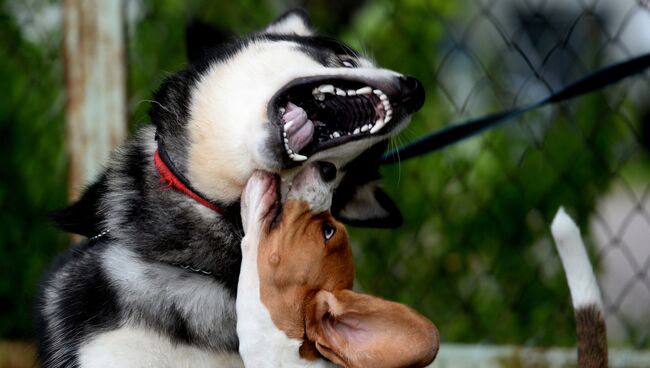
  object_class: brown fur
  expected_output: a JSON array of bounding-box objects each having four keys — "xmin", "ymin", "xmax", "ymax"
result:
[
  {"xmin": 257, "ymin": 200, "xmax": 439, "ymax": 368},
  {"xmin": 576, "ymin": 305, "xmax": 608, "ymax": 368}
]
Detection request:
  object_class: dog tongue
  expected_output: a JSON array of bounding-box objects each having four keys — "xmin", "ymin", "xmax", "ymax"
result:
[{"xmin": 283, "ymin": 102, "xmax": 314, "ymax": 154}]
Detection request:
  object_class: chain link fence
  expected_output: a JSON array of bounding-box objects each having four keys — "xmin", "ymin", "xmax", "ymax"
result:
[
  {"xmin": 351, "ymin": 0, "xmax": 650, "ymax": 350},
  {"xmin": 1, "ymin": 0, "xmax": 649, "ymax": 360}
]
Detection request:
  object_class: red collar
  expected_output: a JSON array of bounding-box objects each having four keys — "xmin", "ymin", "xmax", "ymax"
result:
[{"xmin": 153, "ymin": 149, "xmax": 222, "ymax": 213}]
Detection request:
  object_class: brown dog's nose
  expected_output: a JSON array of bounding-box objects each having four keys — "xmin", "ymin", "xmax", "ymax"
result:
[{"xmin": 316, "ymin": 161, "xmax": 337, "ymax": 182}]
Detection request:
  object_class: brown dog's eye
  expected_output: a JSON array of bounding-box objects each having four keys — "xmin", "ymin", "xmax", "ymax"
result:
[{"xmin": 322, "ymin": 222, "xmax": 336, "ymax": 241}]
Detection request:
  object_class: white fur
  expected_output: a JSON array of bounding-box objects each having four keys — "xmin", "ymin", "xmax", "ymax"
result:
[
  {"xmin": 286, "ymin": 163, "xmax": 335, "ymax": 212},
  {"xmin": 78, "ymin": 325, "xmax": 243, "ymax": 368},
  {"xmin": 186, "ymin": 37, "xmax": 407, "ymax": 204},
  {"xmin": 551, "ymin": 207, "xmax": 603, "ymax": 309},
  {"xmin": 263, "ymin": 13, "xmax": 313, "ymax": 36},
  {"xmin": 101, "ymin": 245, "xmax": 238, "ymax": 348},
  {"xmin": 237, "ymin": 177, "xmax": 334, "ymax": 368},
  {"xmin": 339, "ymin": 180, "xmax": 389, "ymax": 221}
]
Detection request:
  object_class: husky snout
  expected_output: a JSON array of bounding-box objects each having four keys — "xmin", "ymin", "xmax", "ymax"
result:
[
  {"xmin": 396, "ymin": 75, "xmax": 425, "ymax": 114},
  {"xmin": 285, "ymin": 161, "xmax": 337, "ymax": 213},
  {"xmin": 270, "ymin": 70, "xmax": 425, "ymax": 165}
]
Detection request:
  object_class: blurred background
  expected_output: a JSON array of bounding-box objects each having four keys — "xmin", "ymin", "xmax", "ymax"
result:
[{"xmin": 1, "ymin": 0, "xmax": 649, "ymax": 366}]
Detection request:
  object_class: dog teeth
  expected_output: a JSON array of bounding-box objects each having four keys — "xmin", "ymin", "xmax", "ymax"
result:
[
  {"xmin": 291, "ymin": 153, "xmax": 308, "ymax": 161},
  {"xmin": 284, "ymin": 120, "xmax": 295, "ymax": 131},
  {"xmin": 370, "ymin": 118, "xmax": 386, "ymax": 134},
  {"xmin": 356, "ymin": 87, "xmax": 372, "ymax": 95},
  {"xmin": 312, "ymin": 87, "xmax": 326, "ymax": 101},
  {"xmin": 318, "ymin": 84, "xmax": 335, "ymax": 94},
  {"xmin": 304, "ymin": 85, "xmax": 394, "ymax": 137}
]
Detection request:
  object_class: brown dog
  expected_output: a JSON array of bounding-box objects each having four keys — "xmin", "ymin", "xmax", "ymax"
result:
[{"xmin": 237, "ymin": 163, "xmax": 439, "ymax": 368}]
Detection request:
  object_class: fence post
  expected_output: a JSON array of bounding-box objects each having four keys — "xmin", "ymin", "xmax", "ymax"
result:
[{"xmin": 63, "ymin": 0, "xmax": 126, "ymax": 200}]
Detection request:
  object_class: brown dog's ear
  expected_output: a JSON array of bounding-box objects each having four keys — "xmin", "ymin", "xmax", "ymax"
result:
[{"xmin": 305, "ymin": 290, "xmax": 439, "ymax": 368}]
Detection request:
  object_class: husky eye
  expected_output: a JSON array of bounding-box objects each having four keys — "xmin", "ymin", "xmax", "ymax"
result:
[
  {"xmin": 322, "ymin": 221, "xmax": 336, "ymax": 241},
  {"xmin": 339, "ymin": 56, "xmax": 357, "ymax": 68}
]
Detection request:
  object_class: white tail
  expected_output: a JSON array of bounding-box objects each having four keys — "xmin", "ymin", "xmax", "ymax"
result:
[{"xmin": 551, "ymin": 207, "xmax": 607, "ymax": 368}]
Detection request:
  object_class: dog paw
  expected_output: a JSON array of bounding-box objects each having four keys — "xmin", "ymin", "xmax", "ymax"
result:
[{"xmin": 241, "ymin": 171, "xmax": 278, "ymax": 235}]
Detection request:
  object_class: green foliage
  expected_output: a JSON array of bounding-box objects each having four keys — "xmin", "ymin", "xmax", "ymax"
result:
[{"xmin": 0, "ymin": 0, "xmax": 68, "ymax": 338}]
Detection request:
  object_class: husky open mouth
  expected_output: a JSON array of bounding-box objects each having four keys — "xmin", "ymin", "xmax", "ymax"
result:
[{"xmin": 269, "ymin": 76, "xmax": 424, "ymax": 162}]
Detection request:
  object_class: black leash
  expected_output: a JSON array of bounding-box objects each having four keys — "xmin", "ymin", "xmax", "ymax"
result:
[{"xmin": 381, "ymin": 53, "xmax": 650, "ymax": 164}]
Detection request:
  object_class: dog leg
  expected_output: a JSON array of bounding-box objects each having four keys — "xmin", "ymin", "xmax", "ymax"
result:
[{"xmin": 237, "ymin": 172, "xmax": 289, "ymax": 367}]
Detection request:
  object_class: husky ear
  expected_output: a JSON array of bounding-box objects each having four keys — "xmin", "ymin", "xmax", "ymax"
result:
[
  {"xmin": 262, "ymin": 8, "xmax": 313, "ymax": 36},
  {"xmin": 49, "ymin": 175, "xmax": 106, "ymax": 237},
  {"xmin": 185, "ymin": 19, "xmax": 235, "ymax": 63},
  {"xmin": 332, "ymin": 180, "xmax": 402, "ymax": 228},
  {"xmin": 305, "ymin": 289, "xmax": 439, "ymax": 368}
]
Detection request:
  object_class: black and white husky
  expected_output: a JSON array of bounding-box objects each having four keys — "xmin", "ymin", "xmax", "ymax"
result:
[{"xmin": 36, "ymin": 9, "xmax": 424, "ymax": 368}]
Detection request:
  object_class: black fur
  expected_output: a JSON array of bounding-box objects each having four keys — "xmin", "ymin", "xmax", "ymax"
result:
[
  {"xmin": 48, "ymin": 176, "xmax": 106, "ymax": 237},
  {"xmin": 332, "ymin": 141, "xmax": 403, "ymax": 228},
  {"xmin": 185, "ymin": 19, "xmax": 236, "ymax": 64},
  {"xmin": 37, "ymin": 127, "xmax": 243, "ymax": 367},
  {"xmin": 36, "ymin": 238, "xmax": 121, "ymax": 368},
  {"xmin": 38, "ymin": 9, "xmax": 410, "ymax": 367}
]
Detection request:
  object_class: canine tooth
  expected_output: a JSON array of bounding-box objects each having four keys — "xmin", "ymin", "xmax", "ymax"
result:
[
  {"xmin": 279, "ymin": 107, "xmax": 286, "ymax": 114},
  {"xmin": 319, "ymin": 84, "xmax": 335, "ymax": 94},
  {"xmin": 370, "ymin": 119, "xmax": 385, "ymax": 134},
  {"xmin": 360, "ymin": 124, "xmax": 370, "ymax": 132},
  {"xmin": 385, "ymin": 115, "xmax": 392, "ymax": 123},
  {"xmin": 292, "ymin": 154, "xmax": 308, "ymax": 161},
  {"xmin": 356, "ymin": 87, "xmax": 372, "ymax": 95},
  {"xmin": 353, "ymin": 127, "xmax": 360, "ymax": 134},
  {"xmin": 284, "ymin": 120, "xmax": 295, "ymax": 131},
  {"xmin": 336, "ymin": 88, "xmax": 346, "ymax": 96},
  {"xmin": 346, "ymin": 90, "xmax": 356, "ymax": 96},
  {"xmin": 333, "ymin": 131, "xmax": 340, "ymax": 138}
]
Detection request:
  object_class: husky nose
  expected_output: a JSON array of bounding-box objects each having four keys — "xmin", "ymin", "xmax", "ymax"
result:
[
  {"xmin": 316, "ymin": 161, "xmax": 337, "ymax": 182},
  {"xmin": 397, "ymin": 75, "xmax": 425, "ymax": 114}
]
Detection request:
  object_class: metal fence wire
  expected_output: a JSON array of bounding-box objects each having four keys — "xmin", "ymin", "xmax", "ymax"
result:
[
  {"xmin": 1, "ymin": 0, "xmax": 649, "ymax": 352},
  {"xmin": 351, "ymin": 0, "xmax": 650, "ymax": 349}
]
